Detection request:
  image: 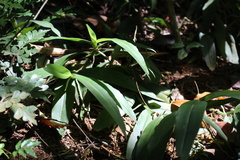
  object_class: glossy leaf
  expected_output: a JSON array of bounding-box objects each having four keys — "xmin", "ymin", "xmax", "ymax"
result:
[
  {"xmin": 175, "ymin": 100, "xmax": 207, "ymax": 160},
  {"xmin": 44, "ymin": 64, "xmax": 72, "ymax": 79},
  {"xmin": 126, "ymin": 109, "xmax": 152, "ymax": 160},
  {"xmin": 72, "ymin": 73, "xmax": 126, "ymax": 135},
  {"xmin": 79, "ymin": 68, "xmax": 163, "ymax": 101},
  {"xmin": 97, "ymin": 38, "xmax": 150, "ymax": 77},
  {"xmin": 132, "ymin": 112, "xmax": 176, "ymax": 160},
  {"xmin": 147, "ymin": 112, "xmax": 176, "ymax": 160},
  {"xmin": 51, "ymin": 80, "xmax": 75, "ymax": 124}
]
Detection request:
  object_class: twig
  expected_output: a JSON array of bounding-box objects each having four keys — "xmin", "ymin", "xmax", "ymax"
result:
[
  {"xmin": 135, "ymin": 81, "xmax": 152, "ymax": 113},
  {"xmin": 100, "ymin": 145, "xmax": 126, "ymax": 160},
  {"xmin": 72, "ymin": 119, "xmax": 94, "ymax": 145}
]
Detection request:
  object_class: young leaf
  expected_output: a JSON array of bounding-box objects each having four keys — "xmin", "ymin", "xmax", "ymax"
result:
[
  {"xmin": 72, "ymin": 73, "xmax": 126, "ymax": 135},
  {"xmin": 86, "ymin": 24, "xmax": 97, "ymax": 48},
  {"xmin": 44, "ymin": 64, "xmax": 72, "ymax": 79},
  {"xmin": 175, "ymin": 100, "xmax": 207, "ymax": 160}
]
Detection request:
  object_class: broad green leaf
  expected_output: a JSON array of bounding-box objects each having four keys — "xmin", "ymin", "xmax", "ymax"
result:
[
  {"xmin": 79, "ymin": 68, "xmax": 163, "ymax": 101},
  {"xmin": 199, "ymin": 32, "xmax": 216, "ymax": 71},
  {"xmin": 24, "ymin": 148, "xmax": 37, "ymax": 158},
  {"xmin": 93, "ymin": 109, "xmax": 115, "ymax": 131},
  {"xmin": 51, "ymin": 80, "xmax": 75, "ymax": 123},
  {"xmin": 147, "ymin": 112, "xmax": 176, "ymax": 160},
  {"xmin": 44, "ymin": 64, "xmax": 72, "ymax": 79},
  {"xmin": 72, "ymin": 73, "xmax": 126, "ymax": 135},
  {"xmin": 132, "ymin": 114, "xmax": 161, "ymax": 160},
  {"xmin": 31, "ymin": 20, "xmax": 61, "ymax": 37},
  {"xmin": 97, "ymin": 38, "xmax": 150, "ymax": 77},
  {"xmin": 86, "ymin": 24, "xmax": 97, "ymax": 48},
  {"xmin": 126, "ymin": 109, "xmax": 152, "ymax": 160},
  {"xmin": 203, "ymin": 115, "xmax": 228, "ymax": 141},
  {"xmin": 104, "ymin": 83, "xmax": 136, "ymax": 121},
  {"xmin": 175, "ymin": 100, "xmax": 207, "ymax": 160}
]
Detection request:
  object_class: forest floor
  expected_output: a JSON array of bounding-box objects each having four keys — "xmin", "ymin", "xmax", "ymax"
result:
[{"xmin": 7, "ymin": 54, "xmax": 240, "ymax": 160}]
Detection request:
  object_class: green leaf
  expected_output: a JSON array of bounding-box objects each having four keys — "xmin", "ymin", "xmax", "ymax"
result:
[
  {"xmin": 147, "ymin": 112, "xmax": 176, "ymax": 160},
  {"xmin": 93, "ymin": 109, "xmax": 115, "ymax": 131},
  {"xmin": 79, "ymin": 68, "xmax": 163, "ymax": 101},
  {"xmin": 201, "ymin": 90, "xmax": 240, "ymax": 101},
  {"xmin": 199, "ymin": 32, "xmax": 216, "ymax": 71},
  {"xmin": 18, "ymin": 148, "xmax": 26, "ymax": 158},
  {"xmin": 126, "ymin": 109, "xmax": 152, "ymax": 160},
  {"xmin": 104, "ymin": 83, "xmax": 136, "ymax": 121},
  {"xmin": 175, "ymin": 100, "xmax": 207, "ymax": 160},
  {"xmin": 24, "ymin": 68, "xmax": 52, "ymax": 79},
  {"xmin": 44, "ymin": 64, "xmax": 72, "ymax": 79},
  {"xmin": 214, "ymin": 16, "xmax": 226, "ymax": 57},
  {"xmin": 178, "ymin": 48, "xmax": 188, "ymax": 60},
  {"xmin": 72, "ymin": 73, "xmax": 126, "ymax": 135},
  {"xmin": 11, "ymin": 104, "xmax": 37, "ymax": 125},
  {"xmin": 55, "ymin": 52, "xmax": 80, "ymax": 66},
  {"xmin": 51, "ymin": 80, "xmax": 75, "ymax": 123},
  {"xmin": 31, "ymin": 20, "xmax": 61, "ymax": 37},
  {"xmin": 186, "ymin": 42, "xmax": 203, "ymax": 49},
  {"xmin": 97, "ymin": 38, "xmax": 150, "ymax": 77},
  {"xmin": 203, "ymin": 115, "xmax": 228, "ymax": 141},
  {"xmin": 132, "ymin": 112, "xmax": 176, "ymax": 160},
  {"xmin": 38, "ymin": 36, "xmax": 91, "ymax": 43},
  {"xmin": 86, "ymin": 24, "xmax": 97, "ymax": 48}
]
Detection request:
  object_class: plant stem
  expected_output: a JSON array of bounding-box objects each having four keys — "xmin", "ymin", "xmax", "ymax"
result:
[{"xmin": 166, "ymin": 0, "xmax": 183, "ymax": 45}]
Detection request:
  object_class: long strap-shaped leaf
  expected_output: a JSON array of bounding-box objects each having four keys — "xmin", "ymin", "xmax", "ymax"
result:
[
  {"xmin": 175, "ymin": 100, "xmax": 207, "ymax": 160},
  {"xmin": 97, "ymin": 38, "xmax": 150, "ymax": 77},
  {"xmin": 72, "ymin": 73, "xmax": 126, "ymax": 135}
]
